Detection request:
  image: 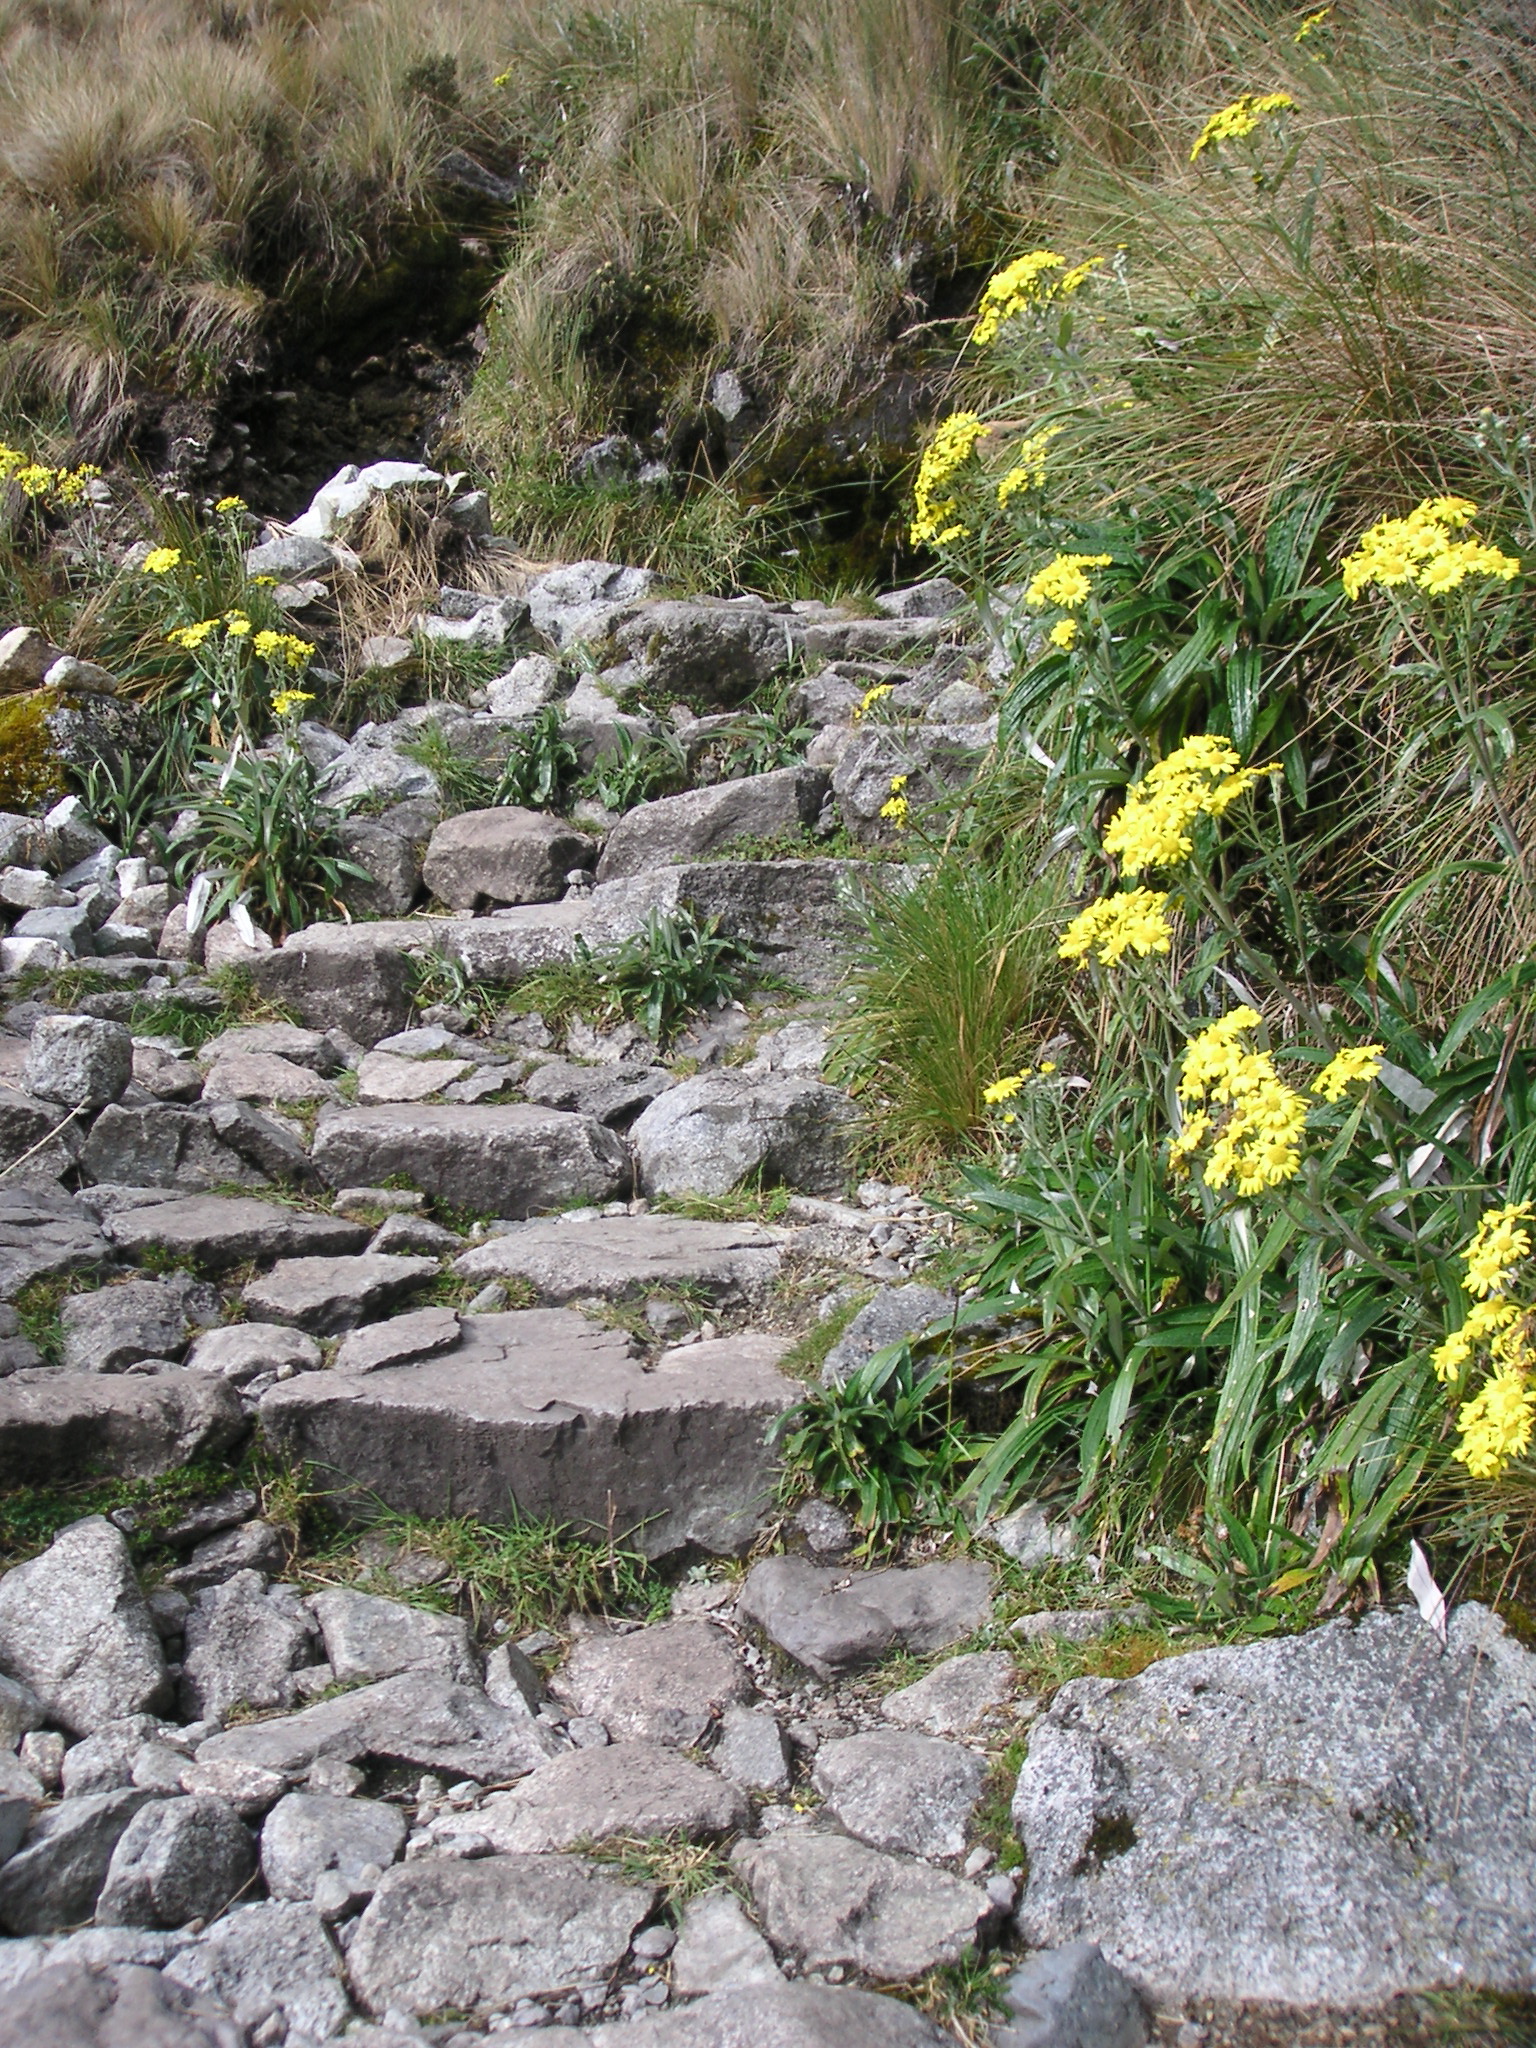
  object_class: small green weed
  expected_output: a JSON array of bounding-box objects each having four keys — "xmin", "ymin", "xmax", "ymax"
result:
[
  {"xmin": 494, "ymin": 705, "xmax": 581, "ymax": 811},
  {"xmin": 970, "ymin": 1734, "xmax": 1028, "ymax": 1873},
  {"xmin": 581, "ymin": 1835, "xmax": 737, "ymax": 1911},
  {"xmin": 130, "ymin": 988, "xmax": 231, "ymax": 1049},
  {"xmin": 773, "ymin": 1290, "xmax": 870, "ymax": 1383},
  {"xmin": 906, "ymin": 1950, "xmax": 1015, "ymax": 2040},
  {"xmin": 579, "ymin": 726, "xmax": 690, "ymax": 813},
  {"xmin": 653, "ymin": 1185, "xmax": 793, "ymax": 1225}
]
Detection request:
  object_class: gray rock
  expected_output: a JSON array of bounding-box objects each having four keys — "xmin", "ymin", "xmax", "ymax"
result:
[
  {"xmin": 354, "ymin": 1049, "xmax": 473, "ymax": 1104},
  {"xmin": 0, "ymin": 1373, "xmax": 244, "ymax": 1488},
  {"xmin": 194, "ymin": 1669, "xmax": 559, "ymax": 1784},
  {"xmin": 731, "ymin": 1831, "xmax": 989, "ymax": 1982},
  {"xmin": 307, "ymin": 1587, "xmax": 477, "ymax": 1686},
  {"xmin": 791, "ymin": 1497, "xmax": 853, "ymax": 1557},
  {"xmin": 184, "ymin": 1322, "xmax": 323, "ymax": 1385},
  {"xmin": 596, "ymin": 767, "xmax": 826, "ymax": 883},
  {"xmin": 164, "ymin": 1898, "xmax": 350, "ymax": 2040},
  {"xmin": 882, "ymin": 1651, "xmax": 1016, "ymax": 1736},
  {"xmin": 176, "ymin": 1759, "xmax": 288, "ymax": 1821},
  {"xmin": 812, "ymin": 1731, "xmax": 986, "ymax": 1859},
  {"xmin": 591, "ymin": 1983, "xmax": 951, "ymax": 2046},
  {"xmin": 829, "ymin": 725, "xmax": 994, "ymax": 841},
  {"xmin": 668, "ymin": 1891, "xmax": 782, "ymax": 1997},
  {"xmin": 615, "ymin": 600, "xmax": 790, "ymax": 706},
  {"xmin": 991, "ymin": 1943, "xmax": 1148, "ymax": 2048},
  {"xmin": 11, "ymin": 903, "xmax": 95, "ymax": 958},
  {"xmin": 95, "ymin": 1796, "xmax": 256, "ymax": 1929},
  {"xmin": 736, "ymin": 1557, "xmax": 994, "ymax": 1680},
  {"xmin": 196, "ymin": 1023, "xmax": 342, "ymax": 1074},
  {"xmin": 78, "ymin": 1105, "xmax": 267, "ymax": 1194},
  {"xmin": 365, "ymin": 1211, "xmax": 465, "ymax": 1257},
  {"xmin": 631, "ymin": 1074, "xmax": 853, "ymax": 1200},
  {"xmin": 925, "ymin": 680, "xmax": 991, "ymax": 724},
  {"xmin": 164, "ymin": 1521, "xmax": 286, "ymax": 1594},
  {"xmin": 0, "ymin": 1186, "xmax": 111, "ymax": 1300},
  {"xmin": 1012, "ymin": 1601, "xmax": 1536, "ymax": 2003},
  {"xmin": 0, "ymin": 1958, "xmax": 247, "ymax": 2048},
  {"xmin": 0, "ymin": 1669, "xmax": 45, "ymax": 1749},
  {"xmin": 423, "ymin": 808, "xmax": 596, "ymax": 911},
  {"xmin": 487, "ymin": 653, "xmax": 574, "ymax": 719},
  {"xmin": 105, "ymin": 1195, "xmax": 367, "ymax": 1272},
  {"xmin": 311, "ymin": 1103, "xmax": 628, "ymax": 1216},
  {"xmin": 200, "ymin": 1048, "xmax": 339, "ymax": 1106},
  {"xmin": 820, "ymin": 1285, "xmax": 954, "ymax": 1386},
  {"xmin": 61, "ymin": 1716, "xmax": 175, "ymax": 1799},
  {"xmin": 332, "ymin": 1305, "xmax": 462, "ymax": 1376},
  {"xmin": 0, "ymin": 1518, "xmax": 167, "ymax": 1736},
  {"xmin": 483, "ymin": 1640, "xmax": 546, "ymax": 1717},
  {"xmin": 874, "ymin": 578, "xmax": 967, "ymax": 619},
  {"xmin": 1011, "ymin": 1606, "xmax": 1148, "ymax": 1644},
  {"xmin": 259, "ymin": 1790, "xmax": 406, "ymax": 1901},
  {"xmin": 252, "ymin": 926, "xmax": 414, "ymax": 1046},
  {"xmin": 346, "ymin": 1854, "xmax": 657, "ymax": 2019},
  {"xmin": 246, "ymin": 533, "xmax": 337, "ymax": 578},
  {"xmin": 452, "ymin": 1214, "xmax": 779, "ymax": 1306},
  {"xmin": 988, "ymin": 1502, "xmax": 1079, "ymax": 1569},
  {"xmin": 0, "ymin": 1789, "xmax": 153, "ymax": 1933},
  {"xmin": 478, "ymin": 1739, "xmax": 748, "ymax": 1853},
  {"xmin": 551, "ymin": 1619, "xmax": 753, "ymax": 1747},
  {"xmin": 260, "ymin": 1316, "xmax": 794, "ymax": 1558},
  {"xmin": 60, "ymin": 1274, "xmax": 218, "ymax": 1374},
  {"xmin": 519, "ymin": 1059, "xmax": 673, "ymax": 1128},
  {"xmin": 0, "ymin": 625, "xmax": 62, "ymax": 688},
  {"xmin": 335, "ymin": 817, "xmax": 424, "ymax": 920},
  {"xmin": 241, "ymin": 1253, "xmax": 438, "ymax": 1334},
  {"xmin": 178, "ymin": 1572, "xmax": 320, "ymax": 1722},
  {"xmin": 524, "ymin": 559, "xmax": 658, "ymax": 641},
  {"xmin": 714, "ymin": 1706, "xmax": 791, "ymax": 1794}
]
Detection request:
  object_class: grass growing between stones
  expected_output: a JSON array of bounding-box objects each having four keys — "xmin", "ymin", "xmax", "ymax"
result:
[
  {"xmin": 908, "ymin": 1951, "xmax": 1015, "ymax": 2044},
  {"xmin": 0, "ymin": 1451, "xmax": 260, "ymax": 1568},
  {"xmin": 772, "ymin": 1290, "xmax": 872, "ymax": 1386},
  {"xmin": 581, "ymin": 1835, "xmax": 738, "ymax": 1913}
]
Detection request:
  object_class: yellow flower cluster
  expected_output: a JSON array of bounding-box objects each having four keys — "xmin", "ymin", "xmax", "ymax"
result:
[
  {"xmin": 1103, "ymin": 734, "xmax": 1277, "ymax": 875},
  {"xmin": 879, "ymin": 774, "xmax": 910, "ymax": 828},
  {"xmin": 983, "ymin": 1061, "xmax": 1057, "ymax": 1116},
  {"xmin": 271, "ymin": 687, "xmax": 316, "ymax": 720},
  {"xmin": 1429, "ymin": 1203, "xmax": 1535, "ymax": 1477},
  {"xmin": 1340, "ymin": 495, "xmax": 1520, "ymax": 601},
  {"xmin": 1171, "ymin": 1006, "xmax": 1309, "ymax": 1195},
  {"xmin": 1058, "ymin": 888, "xmax": 1173, "ymax": 969},
  {"xmin": 254, "ymin": 630, "xmax": 316, "ymax": 671},
  {"xmin": 970, "ymin": 253, "xmax": 1061, "ymax": 346},
  {"xmin": 1462, "ymin": 1202, "xmax": 1533, "ymax": 1298},
  {"xmin": 911, "ymin": 413, "xmax": 987, "ymax": 547},
  {"xmin": 996, "ymin": 426, "xmax": 1063, "ymax": 510},
  {"xmin": 167, "ymin": 610, "xmax": 254, "ymax": 653},
  {"xmin": 1295, "ymin": 6, "xmax": 1332, "ymax": 40},
  {"xmin": 854, "ymin": 683, "xmax": 893, "ymax": 722},
  {"xmin": 1454, "ymin": 1371, "xmax": 1535, "ymax": 1481},
  {"xmin": 1313, "ymin": 1044, "xmax": 1383, "ymax": 1102},
  {"xmin": 1191, "ymin": 92, "xmax": 1297, "ymax": 161},
  {"xmin": 142, "ymin": 547, "xmax": 183, "ymax": 574},
  {"xmin": 1025, "ymin": 552, "xmax": 1112, "ymax": 612},
  {"xmin": 215, "ymin": 495, "xmax": 247, "ymax": 514},
  {"xmin": 1, "ymin": 444, "xmax": 101, "ymax": 507}
]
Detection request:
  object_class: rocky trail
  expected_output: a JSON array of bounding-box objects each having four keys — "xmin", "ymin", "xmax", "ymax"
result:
[{"xmin": 0, "ymin": 461, "xmax": 1533, "ymax": 2047}]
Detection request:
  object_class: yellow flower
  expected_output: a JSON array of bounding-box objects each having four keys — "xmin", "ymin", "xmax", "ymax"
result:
[
  {"xmin": 1102, "ymin": 734, "xmax": 1278, "ymax": 875},
  {"xmin": 983, "ymin": 1074, "xmax": 1027, "ymax": 1104},
  {"xmin": 251, "ymin": 575, "xmax": 277, "ymax": 587},
  {"xmin": 223, "ymin": 611, "xmax": 252, "ymax": 637},
  {"xmin": 1058, "ymin": 888, "xmax": 1174, "ymax": 968},
  {"xmin": 1432, "ymin": 1298, "xmax": 1524, "ymax": 1384},
  {"xmin": 1453, "ymin": 1368, "xmax": 1535, "ymax": 1480},
  {"xmin": 1174, "ymin": 1008, "xmax": 1307, "ymax": 1195},
  {"xmin": 970, "ymin": 252, "xmax": 1066, "ymax": 346},
  {"xmin": 254, "ymin": 630, "xmax": 315, "ymax": 671},
  {"xmin": 166, "ymin": 618, "xmax": 220, "ymax": 651},
  {"xmin": 1025, "ymin": 552, "xmax": 1112, "ymax": 611},
  {"xmin": 879, "ymin": 772, "xmax": 910, "ymax": 828},
  {"xmin": 1191, "ymin": 92, "xmax": 1297, "ymax": 161},
  {"xmin": 142, "ymin": 546, "xmax": 183, "ymax": 574},
  {"xmin": 215, "ymin": 495, "xmax": 247, "ymax": 514},
  {"xmin": 1295, "ymin": 5, "xmax": 1332, "ymax": 39},
  {"xmin": 911, "ymin": 412, "xmax": 987, "ymax": 547},
  {"xmin": 270, "ymin": 687, "xmax": 316, "ymax": 720},
  {"xmin": 1049, "ymin": 618, "xmax": 1078, "ymax": 651},
  {"xmin": 1462, "ymin": 1203, "xmax": 1533, "ymax": 1299},
  {"xmin": 16, "ymin": 464, "xmax": 55, "ymax": 497},
  {"xmin": 1340, "ymin": 496, "xmax": 1518, "ymax": 601},
  {"xmin": 1038, "ymin": 1060, "xmax": 1056, "ymax": 1074},
  {"xmin": 995, "ymin": 426, "xmax": 1062, "ymax": 509},
  {"xmin": 854, "ymin": 683, "xmax": 893, "ymax": 721},
  {"xmin": 1313, "ymin": 1044, "xmax": 1384, "ymax": 1102}
]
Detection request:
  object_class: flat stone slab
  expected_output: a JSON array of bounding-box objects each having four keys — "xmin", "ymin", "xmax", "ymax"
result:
[
  {"xmin": 669, "ymin": 1891, "xmax": 783, "ymax": 1997},
  {"xmin": 736, "ymin": 1557, "xmax": 994, "ymax": 1679},
  {"xmin": 194, "ymin": 1670, "xmax": 558, "ymax": 1784},
  {"xmin": 1012, "ymin": 1601, "xmax": 1536, "ymax": 2005},
  {"xmin": 452, "ymin": 1214, "xmax": 782, "ymax": 1305},
  {"xmin": 478, "ymin": 1739, "xmax": 748, "ymax": 1852},
  {"xmin": 200, "ymin": 1050, "xmax": 339, "ymax": 1106},
  {"xmin": 310, "ymin": 1103, "xmax": 628, "ymax": 1214},
  {"xmin": 731, "ymin": 1830, "xmax": 989, "ymax": 1982},
  {"xmin": 551, "ymin": 1619, "xmax": 754, "ymax": 1745},
  {"xmin": 354, "ymin": 1050, "xmax": 475, "ymax": 1103},
  {"xmin": 347, "ymin": 1855, "xmax": 657, "ymax": 2019},
  {"xmin": 812, "ymin": 1730, "xmax": 987, "ymax": 1859},
  {"xmin": 242, "ymin": 1253, "xmax": 439, "ymax": 1333},
  {"xmin": 103, "ymin": 1196, "xmax": 368, "ymax": 1272},
  {"xmin": 0, "ymin": 1372, "xmax": 245, "ymax": 1486},
  {"xmin": 331, "ymin": 1305, "xmax": 461, "ymax": 1375},
  {"xmin": 259, "ymin": 1312, "xmax": 795, "ymax": 1557},
  {"xmin": 0, "ymin": 1187, "xmax": 112, "ymax": 1300},
  {"xmin": 588, "ymin": 1983, "xmax": 951, "ymax": 2046},
  {"xmin": 882, "ymin": 1650, "xmax": 1018, "ymax": 1736}
]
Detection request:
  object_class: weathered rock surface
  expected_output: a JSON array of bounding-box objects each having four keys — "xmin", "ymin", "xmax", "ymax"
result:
[
  {"xmin": 0, "ymin": 1518, "xmax": 168, "ymax": 1736},
  {"xmin": 252, "ymin": 925, "xmax": 414, "ymax": 1046},
  {"xmin": 307, "ymin": 1586, "xmax": 478, "ymax": 1686},
  {"xmin": 0, "ymin": 1372, "xmax": 244, "ymax": 1486},
  {"xmin": 596, "ymin": 766, "xmax": 827, "ymax": 882},
  {"xmin": 331, "ymin": 1305, "xmax": 461, "ymax": 1376},
  {"xmin": 199, "ymin": 1048, "xmax": 339, "ymax": 1106},
  {"xmin": 631, "ymin": 1074, "xmax": 854, "ymax": 1199},
  {"xmin": 0, "ymin": 1186, "xmax": 111, "ymax": 1299},
  {"xmin": 519, "ymin": 1059, "xmax": 673, "ymax": 1128},
  {"xmin": 60, "ymin": 1275, "xmax": 217, "ymax": 1374},
  {"xmin": 79, "ymin": 1105, "xmax": 268, "ymax": 1194},
  {"xmin": 452, "ymin": 1213, "xmax": 781, "ymax": 1305},
  {"xmin": 260, "ymin": 1313, "xmax": 794, "ymax": 1556},
  {"xmin": 991, "ymin": 1943, "xmax": 1149, "ymax": 2048},
  {"xmin": 714, "ymin": 1704, "xmax": 791, "ymax": 1794},
  {"xmin": 590, "ymin": 1983, "xmax": 951, "ymax": 2046},
  {"xmin": 0, "ymin": 1959, "xmax": 247, "ymax": 2048},
  {"xmin": 1011, "ymin": 1602, "xmax": 1536, "ymax": 2004},
  {"xmin": 24, "ymin": 1015, "xmax": 133, "ymax": 1110},
  {"xmin": 311, "ymin": 1103, "xmax": 628, "ymax": 1214},
  {"xmin": 882, "ymin": 1651, "xmax": 1016, "ymax": 1736},
  {"xmin": 178, "ymin": 1572, "xmax": 320, "ymax": 1722},
  {"xmin": 259, "ymin": 1790, "xmax": 406, "ymax": 1901},
  {"xmin": 163, "ymin": 1899, "xmax": 350, "ymax": 2040},
  {"xmin": 194, "ymin": 1670, "xmax": 559, "ymax": 1783},
  {"xmin": 353, "ymin": 1049, "xmax": 473, "ymax": 1103},
  {"xmin": 812, "ymin": 1731, "xmax": 986, "ymax": 1859},
  {"xmin": 668, "ymin": 1891, "xmax": 783, "ymax": 1998},
  {"xmin": 615, "ymin": 599, "xmax": 790, "ymax": 702},
  {"xmin": 346, "ymin": 1855, "xmax": 657, "ymax": 2018},
  {"xmin": 423, "ymin": 806, "xmax": 596, "ymax": 908},
  {"xmin": 737, "ymin": 1557, "xmax": 993, "ymax": 1679},
  {"xmin": 242, "ymin": 1253, "xmax": 438, "ymax": 1334},
  {"xmin": 0, "ymin": 1788, "xmax": 153, "ymax": 1933},
  {"xmin": 552, "ymin": 1618, "xmax": 754, "ymax": 1745},
  {"xmin": 102, "ymin": 1196, "xmax": 367, "ymax": 1271},
  {"xmin": 478, "ymin": 1739, "xmax": 748, "ymax": 1852},
  {"xmin": 94, "ymin": 1796, "xmax": 256, "ymax": 1930},
  {"xmin": 183, "ymin": 1322, "xmax": 323, "ymax": 1385},
  {"xmin": 820, "ymin": 1284, "xmax": 953, "ymax": 1386},
  {"xmin": 731, "ymin": 1831, "xmax": 988, "ymax": 1982}
]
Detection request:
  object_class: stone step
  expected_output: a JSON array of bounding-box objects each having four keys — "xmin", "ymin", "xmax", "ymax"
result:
[
  {"xmin": 451, "ymin": 1212, "xmax": 783, "ymax": 1304},
  {"xmin": 309, "ymin": 1103, "xmax": 628, "ymax": 1214}
]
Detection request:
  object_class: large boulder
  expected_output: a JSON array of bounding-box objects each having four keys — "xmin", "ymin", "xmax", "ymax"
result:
[
  {"xmin": 0, "ymin": 1373, "xmax": 245, "ymax": 1487},
  {"xmin": 422, "ymin": 807, "xmax": 597, "ymax": 909},
  {"xmin": 310, "ymin": 1103, "xmax": 628, "ymax": 1214},
  {"xmin": 0, "ymin": 1518, "xmax": 167, "ymax": 1736},
  {"xmin": 259, "ymin": 1311, "xmax": 795, "ymax": 1557},
  {"xmin": 345, "ymin": 1854, "xmax": 657, "ymax": 2019},
  {"xmin": 1011, "ymin": 1601, "xmax": 1536, "ymax": 2004},
  {"xmin": 333, "ymin": 814, "xmax": 425, "ymax": 919},
  {"xmin": 596, "ymin": 767, "xmax": 828, "ymax": 882},
  {"xmin": 251, "ymin": 926, "xmax": 414, "ymax": 1046},
  {"xmin": 78, "ymin": 1105, "xmax": 268, "ymax": 1193},
  {"xmin": 631, "ymin": 1073, "xmax": 854, "ymax": 1199},
  {"xmin": 615, "ymin": 599, "xmax": 790, "ymax": 704}
]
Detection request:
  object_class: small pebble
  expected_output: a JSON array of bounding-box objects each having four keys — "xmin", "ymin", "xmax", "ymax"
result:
[{"xmin": 632, "ymin": 1924, "xmax": 677, "ymax": 1960}]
